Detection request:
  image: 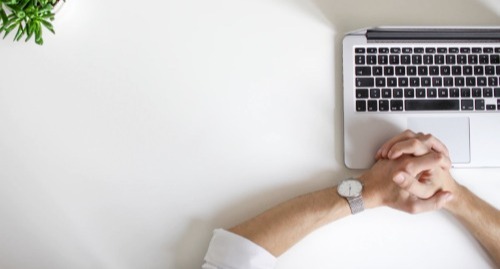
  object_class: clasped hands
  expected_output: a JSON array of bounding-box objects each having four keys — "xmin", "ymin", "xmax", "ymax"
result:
[{"xmin": 360, "ymin": 130, "xmax": 459, "ymax": 214}]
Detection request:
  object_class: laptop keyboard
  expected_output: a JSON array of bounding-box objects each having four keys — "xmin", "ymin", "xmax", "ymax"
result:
[{"xmin": 354, "ymin": 46, "xmax": 500, "ymax": 112}]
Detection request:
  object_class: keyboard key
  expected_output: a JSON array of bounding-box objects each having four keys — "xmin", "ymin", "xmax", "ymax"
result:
[
  {"xmin": 378, "ymin": 55, "xmax": 388, "ymax": 65},
  {"xmin": 441, "ymin": 66, "xmax": 451, "ymax": 75},
  {"xmin": 356, "ymin": 67, "xmax": 371, "ymax": 76},
  {"xmin": 382, "ymin": 88, "xmax": 392, "ymax": 98},
  {"xmin": 435, "ymin": 55, "xmax": 445, "ymax": 64},
  {"xmin": 485, "ymin": 66, "xmax": 495, "ymax": 75},
  {"xmin": 466, "ymin": 77, "xmax": 476, "ymax": 86},
  {"xmin": 401, "ymin": 55, "xmax": 411, "ymax": 64},
  {"xmin": 395, "ymin": 66, "xmax": 405, "ymax": 76},
  {"xmin": 479, "ymin": 55, "xmax": 489, "ymax": 64},
  {"xmin": 427, "ymin": 88, "xmax": 437, "ymax": 98},
  {"xmin": 355, "ymin": 56, "xmax": 365, "ymax": 65},
  {"xmin": 355, "ymin": 48, "xmax": 365, "ymax": 53},
  {"xmin": 449, "ymin": 47, "xmax": 459, "ymax": 53},
  {"xmin": 461, "ymin": 88, "xmax": 471, "ymax": 97},
  {"xmin": 477, "ymin": 77, "xmax": 487, "ymax": 86},
  {"xmin": 391, "ymin": 100, "xmax": 404, "ymax": 111},
  {"xmin": 410, "ymin": 77, "xmax": 420, "ymax": 86},
  {"xmin": 412, "ymin": 55, "xmax": 422, "ymax": 64},
  {"xmin": 376, "ymin": 77, "xmax": 386, "ymax": 87},
  {"xmin": 432, "ymin": 77, "xmax": 443, "ymax": 86},
  {"xmin": 444, "ymin": 77, "xmax": 454, "ymax": 86},
  {"xmin": 379, "ymin": 47, "xmax": 389, "ymax": 53},
  {"xmin": 475, "ymin": 99, "xmax": 485, "ymax": 110},
  {"xmin": 390, "ymin": 47, "xmax": 401, "ymax": 53},
  {"xmin": 486, "ymin": 104, "xmax": 496, "ymax": 110},
  {"xmin": 484, "ymin": 47, "xmax": 493, "ymax": 53},
  {"xmin": 356, "ymin": 89, "xmax": 369, "ymax": 98},
  {"xmin": 472, "ymin": 47, "xmax": 482, "ymax": 53},
  {"xmin": 399, "ymin": 77, "xmax": 409, "ymax": 87},
  {"xmin": 393, "ymin": 88, "xmax": 403, "ymax": 98},
  {"xmin": 421, "ymin": 77, "xmax": 431, "ymax": 87},
  {"xmin": 455, "ymin": 77, "xmax": 465, "ymax": 87},
  {"xmin": 495, "ymin": 88, "xmax": 500, "ymax": 97},
  {"xmin": 423, "ymin": 55, "xmax": 433, "ymax": 64},
  {"xmin": 356, "ymin": 100, "xmax": 366, "ymax": 111},
  {"xmin": 437, "ymin": 47, "xmax": 447, "ymax": 53},
  {"xmin": 356, "ymin": 78, "xmax": 374, "ymax": 87},
  {"xmin": 367, "ymin": 55, "xmax": 377, "ymax": 64},
  {"xmin": 461, "ymin": 99, "xmax": 474, "ymax": 110},
  {"xmin": 373, "ymin": 66, "xmax": 383, "ymax": 76},
  {"xmin": 368, "ymin": 100, "xmax": 378, "ymax": 111},
  {"xmin": 450, "ymin": 88, "xmax": 460, "ymax": 97},
  {"xmin": 370, "ymin": 88, "xmax": 381, "ymax": 98},
  {"xmin": 379, "ymin": 100, "xmax": 389, "ymax": 111},
  {"xmin": 402, "ymin": 48, "xmax": 412, "ymax": 53},
  {"xmin": 439, "ymin": 88, "xmax": 448, "ymax": 97},
  {"xmin": 387, "ymin": 77, "xmax": 398, "ymax": 87},
  {"xmin": 452, "ymin": 66, "xmax": 462, "ymax": 75},
  {"xmin": 490, "ymin": 55, "xmax": 500, "ymax": 64},
  {"xmin": 460, "ymin": 47, "xmax": 471, "ymax": 53},
  {"xmin": 468, "ymin": 55, "xmax": 478, "ymax": 64},
  {"xmin": 484, "ymin": 88, "xmax": 493, "ymax": 97},
  {"xmin": 384, "ymin": 66, "xmax": 394, "ymax": 76},
  {"xmin": 472, "ymin": 88, "xmax": 482, "ymax": 97},
  {"xmin": 474, "ymin": 66, "xmax": 484, "ymax": 75},
  {"xmin": 418, "ymin": 66, "xmax": 428, "ymax": 75},
  {"xmin": 367, "ymin": 48, "xmax": 377, "ymax": 53},
  {"xmin": 429, "ymin": 66, "xmax": 439, "ymax": 75},
  {"xmin": 446, "ymin": 55, "xmax": 456, "ymax": 64},
  {"xmin": 416, "ymin": 88, "xmax": 426, "ymax": 98},
  {"xmin": 407, "ymin": 66, "xmax": 417, "ymax": 76},
  {"xmin": 414, "ymin": 47, "xmax": 424, "ymax": 53},
  {"xmin": 389, "ymin": 55, "xmax": 400, "ymax": 64},
  {"xmin": 405, "ymin": 100, "xmax": 459, "ymax": 111},
  {"xmin": 425, "ymin": 47, "xmax": 436, "ymax": 53},
  {"xmin": 405, "ymin": 88, "xmax": 415, "ymax": 98},
  {"xmin": 457, "ymin": 55, "xmax": 467, "ymax": 64},
  {"xmin": 463, "ymin": 66, "xmax": 473, "ymax": 75}
]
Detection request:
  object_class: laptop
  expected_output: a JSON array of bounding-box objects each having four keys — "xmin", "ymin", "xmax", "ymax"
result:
[{"xmin": 343, "ymin": 27, "xmax": 500, "ymax": 169}]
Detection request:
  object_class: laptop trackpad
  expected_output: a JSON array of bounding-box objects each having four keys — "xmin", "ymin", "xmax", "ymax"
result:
[{"xmin": 407, "ymin": 117, "xmax": 470, "ymax": 164}]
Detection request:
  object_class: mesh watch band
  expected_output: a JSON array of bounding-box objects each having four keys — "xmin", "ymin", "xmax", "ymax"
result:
[{"xmin": 347, "ymin": 196, "xmax": 365, "ymax": 214}]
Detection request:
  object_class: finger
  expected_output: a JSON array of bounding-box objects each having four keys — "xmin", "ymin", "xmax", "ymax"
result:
[
  {"xmin": 386, "ymin": 133, "xmax": 450, "ymax": 160},
  {"xmin": 387, "ymin": 138, "xmax": 430, "ymax": 159},
  {"xmin": 376, "ymin": 129, "xmax": 417, "ymax": 159},
  {"xmin": 392, "ymin": 153, "xmax": 451, "ymax": 198},
  {"xmin": 419, "ymin": 134, "xmax": 450, "ymax": 157},
  {"xmin": 404, "ymin": 191, "xmax": 454, "ymax": 214}
]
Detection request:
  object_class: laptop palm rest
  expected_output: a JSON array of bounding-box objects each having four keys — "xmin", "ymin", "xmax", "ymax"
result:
[{"xmin": 407, "ymin": 117, "xmax": 470, "ymax": 164}]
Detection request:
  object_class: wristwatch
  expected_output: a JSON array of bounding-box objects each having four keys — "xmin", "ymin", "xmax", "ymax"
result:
[{"xmin": 337, "ymin": 178, "xmax": 365, "ymax": 214}]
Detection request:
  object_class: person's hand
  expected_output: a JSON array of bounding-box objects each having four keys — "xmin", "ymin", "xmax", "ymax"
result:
[{"xmin": 360, "ymin": 130, "xmax": 456, "ymax": 214}]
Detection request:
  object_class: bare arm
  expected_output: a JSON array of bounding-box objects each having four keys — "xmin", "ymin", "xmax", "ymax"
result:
[
  {"xmin": 229, "ymin": 187, "xmax": 350, "ymax": 257},
  {"xmin": 230, "ymin": 146, "xmax": 451, "ymax": 256},
  {"xmin": 444, "ymin": 183, "xmax": 500, "ymax": 267}
]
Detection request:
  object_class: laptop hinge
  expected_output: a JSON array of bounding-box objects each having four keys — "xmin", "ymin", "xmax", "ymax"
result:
[{"xmin": 366, "ymin": 28, "xmax": 500, "ymax": 41}]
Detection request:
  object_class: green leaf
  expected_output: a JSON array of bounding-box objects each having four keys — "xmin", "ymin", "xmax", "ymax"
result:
[
  {"xmin": 39, "ymin": 18, "xmax": 53, "ymax": 33},
  {"xmin": 13, "ymin": 21, "xmax": 23, "ymax": 40}
]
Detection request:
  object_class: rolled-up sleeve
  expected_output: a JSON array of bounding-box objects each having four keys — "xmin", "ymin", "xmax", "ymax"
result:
[{"xmin": 202, "ymin": 229, "xmax": 277, "ymax": 269}]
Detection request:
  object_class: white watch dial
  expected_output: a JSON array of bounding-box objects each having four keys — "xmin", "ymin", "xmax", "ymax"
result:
[{"xmin": 337, "ymin": 179, "xmax": 363, "ymax": 197}]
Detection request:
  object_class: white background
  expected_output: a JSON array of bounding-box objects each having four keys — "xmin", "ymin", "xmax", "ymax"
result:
[{"xmin": 0, "ymin": 0, "xmax": 499, "ymax": 268}]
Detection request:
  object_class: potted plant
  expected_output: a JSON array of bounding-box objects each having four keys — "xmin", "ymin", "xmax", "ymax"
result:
[{"xmin": 0, "ymin": 0, "xmax": 64, "ymax": 45}]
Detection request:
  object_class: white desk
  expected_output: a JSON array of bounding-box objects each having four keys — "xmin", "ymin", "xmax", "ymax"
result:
[{"xmin": 0, "ymin": 0, "xmax": 499, "ymax": 268}]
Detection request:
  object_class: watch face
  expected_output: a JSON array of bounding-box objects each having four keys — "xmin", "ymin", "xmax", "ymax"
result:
[{"xmin": 337, "ymin": 179, "xmax": 363, "ymax": 198}]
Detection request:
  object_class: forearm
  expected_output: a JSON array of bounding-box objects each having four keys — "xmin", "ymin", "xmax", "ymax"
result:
[
  {"xmin": 445, "ymin": 184, "xmax": 500, "ymax": 267},
  {"xmin": 229, "ymin": 187, "xmax": 351, "ymax": 257}
]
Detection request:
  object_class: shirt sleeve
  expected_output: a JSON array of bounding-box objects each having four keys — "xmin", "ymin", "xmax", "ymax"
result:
[{"xmin": 202, "ymin": 229, "xmax": 277, "ymax": 269}]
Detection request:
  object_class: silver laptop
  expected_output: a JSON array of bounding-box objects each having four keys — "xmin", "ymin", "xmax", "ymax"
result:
[{"xmin": 343, "ymin": 27, "xmax": 500, "ymax": 169}]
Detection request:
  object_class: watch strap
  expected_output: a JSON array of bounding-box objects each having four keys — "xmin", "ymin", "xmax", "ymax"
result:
[{"xmin": 347, "ymin": 195, "xmax": 365, "ymax": 214}]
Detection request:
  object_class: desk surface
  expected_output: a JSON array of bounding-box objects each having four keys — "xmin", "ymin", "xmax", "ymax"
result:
[{"xmin": 0, "ymin": 0, "xmax": 499, "ymax": 268}]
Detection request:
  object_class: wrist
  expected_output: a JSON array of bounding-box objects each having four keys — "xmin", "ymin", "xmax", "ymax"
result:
[{"xmin": 358, "ymin": 173, "xmax": 384, "ymax": 209}]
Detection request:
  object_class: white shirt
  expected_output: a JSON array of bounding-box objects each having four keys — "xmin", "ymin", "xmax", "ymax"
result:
[{"xmin": 202, "ymin": 229, "xmax": 277, "ymax": 269}]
